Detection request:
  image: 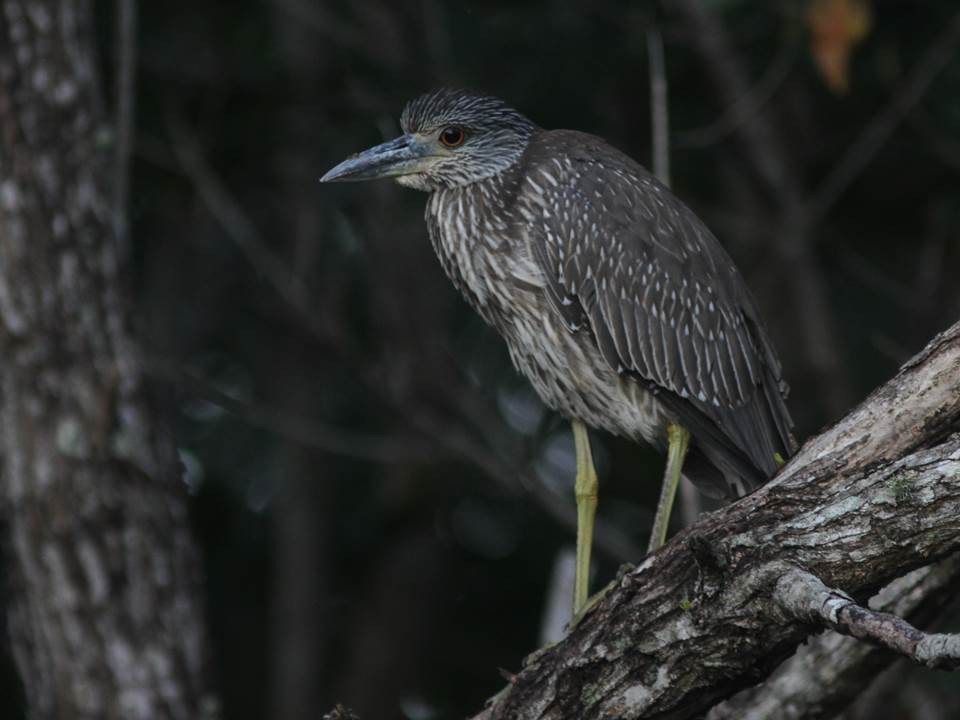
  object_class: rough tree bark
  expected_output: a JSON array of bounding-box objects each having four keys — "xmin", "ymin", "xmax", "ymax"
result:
[
  {"xmin": 469, "ymin": 319, "xmax": 960, "ymax": 720},
  {"xmin": 0, "ymin": 2, "xmax": 212, "ymax": 718}
]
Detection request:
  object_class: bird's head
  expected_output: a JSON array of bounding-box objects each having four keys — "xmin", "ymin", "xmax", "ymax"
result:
[{"xmin": 320, "ymin": 88, "xmax": 537, "ymax": 191}]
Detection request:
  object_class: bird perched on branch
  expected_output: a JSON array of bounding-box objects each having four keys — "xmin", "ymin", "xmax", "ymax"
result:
[{"xmin": 322, "ymin": 88, "xmax": 794, "ymax": 616}]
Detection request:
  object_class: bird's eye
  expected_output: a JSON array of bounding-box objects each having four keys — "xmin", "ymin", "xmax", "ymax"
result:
[{"xmin": 439, "ymin": 126, "xmax": 466, "ymax": 148}]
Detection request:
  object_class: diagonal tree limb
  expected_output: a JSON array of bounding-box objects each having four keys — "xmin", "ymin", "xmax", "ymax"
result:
[{"xmin": 468, "ymin": 320, "xmax": 960, "ymax": 720}]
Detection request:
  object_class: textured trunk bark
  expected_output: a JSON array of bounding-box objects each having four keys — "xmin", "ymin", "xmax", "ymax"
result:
[{"xmin": 0, "ymin": 2, "xmax": 212, "ymax": 717}]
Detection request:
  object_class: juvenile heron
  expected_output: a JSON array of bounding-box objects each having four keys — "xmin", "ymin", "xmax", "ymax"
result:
[{"xmin": 322, "ymin": 88, "xmax": 794, "ymax": 615}]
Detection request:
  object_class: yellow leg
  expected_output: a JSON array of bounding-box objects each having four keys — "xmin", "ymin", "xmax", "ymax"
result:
[
  {"xmin": 647, "ymin": 422, "xmax": 690, "ymax": 554},
  {"xmin": 572, "ymin": 420, "xmax": 598, "ymax": 616}
]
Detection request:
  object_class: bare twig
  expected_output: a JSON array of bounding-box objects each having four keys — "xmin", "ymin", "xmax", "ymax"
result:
[
  {"xmin": 707, "ymin": 554, "xmax": 960, "ymax": 720},
  {"xmin": 113, "ymin": 0, "xmax": 137, "ymax": 257},
  {"xmin": 539, "ymin": 548, "xmax": 576, "ymax": 645},
  {"xmin": 270, "ymin": 0, "xmax": 368, "ymax": 57},
  {"xmin": 678, "ymin": 476, "xmax": 701, "ymax": 528},
  {"xmin": 421, "ymin": 0, "xmax": 455, "ymax": 84},
  {"xmin": 675, "ymin": 26, "xmax": 799, "ymax": 149},
  {"xmin": 166, "ymin": 110, "xmax": 330, "ymax": 341},
  {"xmin": 775, "ymin": 567, "xmax": 960, "ymax": 670},
  {"xmin": 647, "ymin": 28, "xmax": 670, "ymax": 186},
  {"xmin": 323, "ymin": 704, "xmax": 360, "ymax": 720},
  {"xmin": 147, "ymin": 358, "xmax": 437, "ymax": 465},
  {"xmin": 833, "ymin": 245, "xmax": 925, "ymax": 313},
  {"xmin": 668, "ymin": 0, "xmax": 805, "ymax": 205},
  {"xmin": 909, "ymin": 105, "xmax": 960, "ymax": 172}
]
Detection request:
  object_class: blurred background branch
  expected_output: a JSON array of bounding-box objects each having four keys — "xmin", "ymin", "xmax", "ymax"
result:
[{"xmin": 112, "ymin": 0, "xmax": 137, "ymax": 261}]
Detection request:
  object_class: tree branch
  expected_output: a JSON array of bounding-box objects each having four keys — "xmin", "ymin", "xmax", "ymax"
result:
[
  {"xmin": 469, "ymin": 320, "xmax": 960, "ymax": 720},
  {"xmin": 112, "ymin": 0, "xmax": 137, "ymax": 260},
  {"xmin": 774, "ymin": 567, "xmax": 960, "ymax": 670},
  {"xmin": 146, "ymin": 358, "xmax": 438, "ymax": 465},
  {"xmin": 646, "ymin": 28, "xmax": 670, "ymax": 187},
  {"xmin": 707, "ymin": 553, "xmax": 960, "ymax": 720}
]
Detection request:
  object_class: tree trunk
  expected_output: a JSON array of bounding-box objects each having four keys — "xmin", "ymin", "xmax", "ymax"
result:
[{"xmin": 0, "ymin": 2, "xmax": 212, "ymax": 717}]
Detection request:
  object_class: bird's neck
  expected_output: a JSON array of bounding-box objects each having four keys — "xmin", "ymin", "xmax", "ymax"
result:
[
  {"xmin": 427, "ymin": 158, "xmax": 526, "ymax": 226},
  {"xmin": 424, "ymin": 165, "xmax": 524, "ymax": 303}
]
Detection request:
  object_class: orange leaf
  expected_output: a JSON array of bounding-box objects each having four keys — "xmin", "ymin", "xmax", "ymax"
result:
[{"xmin": 807, "ymin": 0, "xmax": 872, "ymax": 94}]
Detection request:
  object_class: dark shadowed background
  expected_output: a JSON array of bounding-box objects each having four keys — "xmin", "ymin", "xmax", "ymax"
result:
[{"xmin": 7, "ymin": 1, "xmax": 957, "ymax": 718}]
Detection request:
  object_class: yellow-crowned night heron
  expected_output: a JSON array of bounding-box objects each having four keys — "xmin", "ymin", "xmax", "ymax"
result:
[{"xmin": 322, "ymin": 88, "xmax": 794, "ymax": 615}]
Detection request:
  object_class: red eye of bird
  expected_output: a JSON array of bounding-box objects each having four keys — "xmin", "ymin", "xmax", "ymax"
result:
[{"xmin": 439, "ymin": 126, "xmax": 466, "ymax": 148}]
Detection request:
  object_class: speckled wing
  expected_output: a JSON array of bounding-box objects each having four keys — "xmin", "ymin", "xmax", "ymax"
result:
[{"xmin": 517, "ymin": 130, "xmax": 794, "ymax": 495}]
